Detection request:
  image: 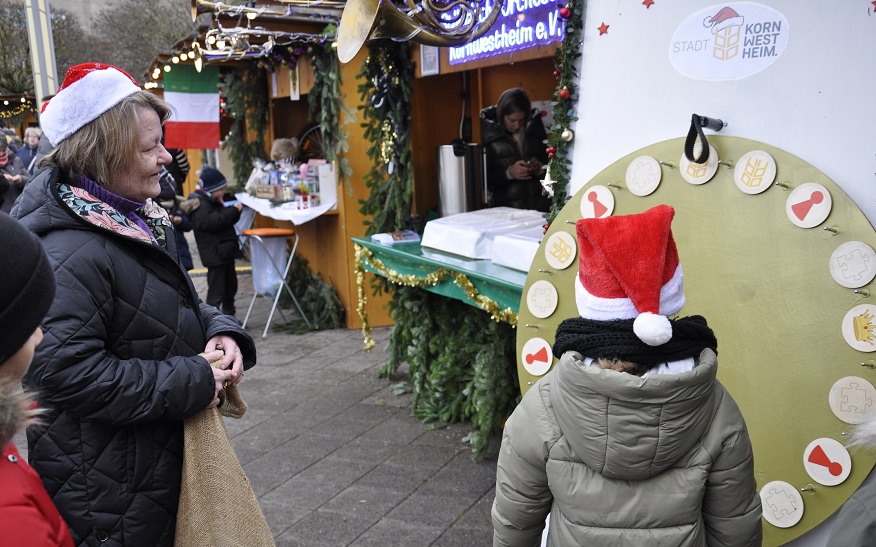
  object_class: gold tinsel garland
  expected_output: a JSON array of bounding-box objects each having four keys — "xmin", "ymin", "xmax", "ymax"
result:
[{"xmin": 354, "ymin": 244, "xmax": 518, "ymax": 349}]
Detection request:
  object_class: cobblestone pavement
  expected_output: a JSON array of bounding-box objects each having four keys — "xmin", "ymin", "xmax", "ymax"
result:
[{"xmin": 17, "ymin": 232, "xmax": 501, "ymax": 546}]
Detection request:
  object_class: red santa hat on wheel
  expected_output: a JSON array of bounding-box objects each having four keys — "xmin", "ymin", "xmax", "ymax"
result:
[
  {"xmin": 574, "ymin": 204, "xmax": 685, "ymax": 346},
  {"xmin": 40, "ymin": 63, "xmax": 141, "ymax": 146}
]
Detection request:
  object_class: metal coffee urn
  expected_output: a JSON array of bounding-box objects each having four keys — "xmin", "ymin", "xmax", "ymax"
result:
[{"xmin": 437, "ymin": 140, "xmax": 485, "ymax": 217}]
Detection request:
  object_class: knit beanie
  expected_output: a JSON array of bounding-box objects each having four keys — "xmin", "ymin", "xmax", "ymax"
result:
[
  {"xmin": 574, "ymin": 204, "xmax": 685, "ymax": 346},
  {"xmin": 198, "ymin": 167, "xmax": 227, "ymax": 193},
  {"xmin": 40, "ymin": 63, "xmax": 141, "ymax": 146},
  {"xmin": 0, "ymin": 215, "xmax": 56, "ymax": 364}
]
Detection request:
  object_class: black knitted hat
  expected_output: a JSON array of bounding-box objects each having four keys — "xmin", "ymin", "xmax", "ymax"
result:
[
  {"xmin": 0, "ymin": 214, "xmax": 56, "ymax": 364},
  {"xmin": 198, "ymin": 166, "xmax": 227, "ymax": 193}
]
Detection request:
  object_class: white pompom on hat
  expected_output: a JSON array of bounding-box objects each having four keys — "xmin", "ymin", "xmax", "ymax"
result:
[
  {"xmin": 574, "ymin": 204, "xmax": 685, "ymax": 346},
  {"xmin": 40, "ymin": 63, "xmax": 141, "ymax": 146}
]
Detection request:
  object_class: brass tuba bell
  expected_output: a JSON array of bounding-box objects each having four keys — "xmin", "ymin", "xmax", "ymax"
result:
[{"xmin": 337, "ymin": 0, "xmax": 503, "ymax": 63}]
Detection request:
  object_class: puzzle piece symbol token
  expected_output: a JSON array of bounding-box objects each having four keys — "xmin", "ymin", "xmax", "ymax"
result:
[
  {"xmin": 760, "ymin": 480, "xmax": 804, "ymax": 528},
  {"xmin": 531, "ymin": 288, "xmax": 554, "ymax": 313},
  {"xmin": 837, "ymin": 249, "xmax": 871, "ymax": 282},
  {"xmin": 841, "ymin": 382, "xmax": 873, "ymax": 414},
  {"xmin": 526, "ymin": 280, "xmax": 559, "ymax": 319},
  {"xmin": 765, "ymin": 488, "xmax": 798, "ymax": 520}
]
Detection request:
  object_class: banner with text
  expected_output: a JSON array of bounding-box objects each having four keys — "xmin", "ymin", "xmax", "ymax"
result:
[{"xmin": 448, "ymin": 0, "xmax": 566, "ymax": 66}]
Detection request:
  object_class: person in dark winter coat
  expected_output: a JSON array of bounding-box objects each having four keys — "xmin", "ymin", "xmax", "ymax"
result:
[
  {"xmin": 31, "ymin": 132, "xmax": 54, "ymax": 173},
  {"xmin": 492, "ymin": 206, "xmax": 761, "ymax": 547},
  {"xmin": 0, "ymin": 140, "xmax": 32, "ymax": 213},
  {"xmin": 480, "ymin": 88, "xmax": 550, "ymax": 212},
  {"xmin": 164, "ymin": 147, "xmax": 190, "ymax": 197},
  {"xmin": 13, "ymin": 62, "xmax": 256, "ymax": 547},
  {"xmin": 826, "ymin": 413, "xmax": 876, "ymax": 546},
  {"xmin": 158, "ymin": 167, "xmax": 195, "ymax": 270},
  {"xmin": 187, "ymin": 166, "xmax": 244, "ymax": 316},
  {"xmin": 0, "ymin": 213, "xmax": 74, "ymax": 547}
]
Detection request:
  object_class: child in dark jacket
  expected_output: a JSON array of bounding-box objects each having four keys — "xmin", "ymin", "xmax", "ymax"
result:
[
  {"xmin": 157, "ymin": 168, "xmax": 194, "ymax": 271},
  {"xmin": 188, "ymin": 167, "xmax": 244, "ymax": 316}
]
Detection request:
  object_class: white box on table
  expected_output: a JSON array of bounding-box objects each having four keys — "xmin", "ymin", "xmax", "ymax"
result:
[{"xmin": 421, "ymin": 207, "xmax": 545, "ymax": 259}]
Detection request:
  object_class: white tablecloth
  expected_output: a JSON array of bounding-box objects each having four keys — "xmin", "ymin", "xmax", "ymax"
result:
[{"xmin": 234, "ymin": 192, "xmax": 337, "ymax": 225}]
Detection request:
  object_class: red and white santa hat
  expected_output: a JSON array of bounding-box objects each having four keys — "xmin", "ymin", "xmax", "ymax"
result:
[
  {"xmin": 574, "ymin": 204, "xmax": 685, "ymax": 346},
  {"xmin": 40, "ymin": 63, "xmax": 141, "ymax": 146},
  {"xmin": 703, "ymin": 7, "xmax": 743, "ymax": 34}
]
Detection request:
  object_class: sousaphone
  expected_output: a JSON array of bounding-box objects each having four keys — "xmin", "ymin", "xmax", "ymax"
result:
[{"xmin": 337, "ymin": 0, "xmax": 503, "ymax": 63}]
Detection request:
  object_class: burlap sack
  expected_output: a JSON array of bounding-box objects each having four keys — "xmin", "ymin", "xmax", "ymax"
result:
[{"xmin": 175, "ymin": 367, "xmax": 275, "ymax": 547}]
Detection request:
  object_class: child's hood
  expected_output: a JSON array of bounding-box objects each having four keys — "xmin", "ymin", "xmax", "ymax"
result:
[{"xmin": 549, "ymin": 349, "xmax": 720, "ymax": 481}]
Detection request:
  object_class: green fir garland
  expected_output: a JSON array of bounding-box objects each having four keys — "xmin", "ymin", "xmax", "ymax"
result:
[
  {"xmin": 275, "ymin": 254, "xmax": 345, "ymax": 332},
  {"xmin": 356, "ymin": 41, "xmax": 415, "ymax": 236},
  {"xmin": 307, "ymin": 27, "xmax": 353, "ymax": 184},
  {"xmin": 221, "ymin": 65, "xmax": 270, "ymax": 185},
  {"xmin": 546, "ymin": 0, "xmax": 584, "ymax": 224},
  {"xmin": 379, "ymin": 288, "xmax": 519, "ymax": 459}
]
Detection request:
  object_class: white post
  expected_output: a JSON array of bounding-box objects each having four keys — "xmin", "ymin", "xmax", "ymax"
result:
[{"xmin": 25, "ymin": 0, "xmax": 59, "ymax": 105}]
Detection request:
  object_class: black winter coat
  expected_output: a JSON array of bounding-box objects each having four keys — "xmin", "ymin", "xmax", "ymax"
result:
[
  {"xmin": 0, "ymin": 152, "xmax": 32, "ymax": 213},
  {"xmin": 188, "ymin": 190, "xmax": 241, "ymax": 267},
  {"xmin": 12, "ymin": 168, "xmax": 257, "ymax": 547},
  {"xmin": 479, "ymin": 105, "xmax": 550, "ymax": 211}
]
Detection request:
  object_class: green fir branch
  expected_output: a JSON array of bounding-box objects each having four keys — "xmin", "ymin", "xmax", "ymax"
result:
[
  {"xmin": 546, "ymin": 0, "xmax": 584, "ymax": 224},
  {"xmin": 355, "ymin": 41, "xmax": 415, "ymax": 237}
]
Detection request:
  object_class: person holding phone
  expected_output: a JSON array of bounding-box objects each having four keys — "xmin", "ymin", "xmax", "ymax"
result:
[{"xmin": 480, "ymin": 87, "xmax": 550, "ymax": 212}]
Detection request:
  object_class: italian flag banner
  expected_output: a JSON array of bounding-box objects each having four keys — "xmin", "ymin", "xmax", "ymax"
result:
[{"xmin": 163, "ymin": 64, "xmax": 219, "ymax": 149}]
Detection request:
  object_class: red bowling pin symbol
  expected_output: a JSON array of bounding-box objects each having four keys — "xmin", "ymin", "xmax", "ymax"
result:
[
  {"xmin": 791, "ymin": 191, "xmax": 824, "ymax": 221},
  {"xmin": 588, "ymin": 191, "xmax": 608, "ymax": 217},
  {"xmin": 808, "ymin": 444, "xmax": 843, "ymax": 476},
  {"xmin": 526, "ymin": 346, "xmax": 549, "ymax": 365}
]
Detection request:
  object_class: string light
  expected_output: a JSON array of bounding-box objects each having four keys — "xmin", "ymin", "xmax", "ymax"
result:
[{"xmin": 0, "ymin": 97, "xmax": 37, "ymax": 117}]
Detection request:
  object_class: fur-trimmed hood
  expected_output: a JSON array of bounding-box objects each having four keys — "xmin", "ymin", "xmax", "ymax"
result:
[
  {"xmin": 0, "ymin": 374, "xmax": 38, "ymax": 447},
  {"xmin": 849, "ymin": 412, "xmax": 876, "ymax": 449}
]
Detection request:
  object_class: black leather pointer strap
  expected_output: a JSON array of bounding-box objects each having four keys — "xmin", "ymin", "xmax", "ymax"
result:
[{"xmin": 684, "ymin": 114, "xmax": 710, "ymax": 165}]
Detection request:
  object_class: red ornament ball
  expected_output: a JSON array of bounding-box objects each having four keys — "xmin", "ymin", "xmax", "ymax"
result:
[
  {"xmin": 558, "ymin": 87, "xmax": 570, "ymax": 100},
  {"xmin": 552, "ymin": 70, "xmax": 559, "ymax": 78},
  {"xmin": 560, "ymin": 6, "xmax": 571, "ymax": 18},
  {"xmin": 546, "ymin": 146, "xmax": 556, "ymax": 155}
]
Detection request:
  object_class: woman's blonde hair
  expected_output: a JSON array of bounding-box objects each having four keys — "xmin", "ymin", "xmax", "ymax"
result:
[{"xmin": 44, "ymin": 91, "xmax": 171, "ymax": 185}]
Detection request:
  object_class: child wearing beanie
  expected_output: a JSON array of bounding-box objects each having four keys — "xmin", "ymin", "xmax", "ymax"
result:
[
  {"xmin": 0, "ymin": 214, "xmax": 73, "ymax": 546},
  {"xmin": 492, "ymin": 205, "xmax": 761, "ymax": 547},
  {"xmin": 187, "ymin": 166, "xmax": 245, "ymax": 317}
]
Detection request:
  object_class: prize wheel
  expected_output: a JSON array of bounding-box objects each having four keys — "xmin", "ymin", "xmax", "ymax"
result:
[
  {"xmin": 517, "ymin": 135, "xmax": 876, "ymax": 546},
  {"xmin": 296, "ymin": 122, "xmax": 326, "ymax": 162}
]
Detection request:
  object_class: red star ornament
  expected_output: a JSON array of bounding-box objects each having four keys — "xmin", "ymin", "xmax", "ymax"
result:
[
  {"xmin": 872, "ymin": 0, "xmax": 876, "ymax": 9},
  {"xmin": 597, "ymin": 22, "xmax": 609, "ymax": 35},
  {"xmin": 643, "ymin": 0, "xmax": 654, "ymax": 8}
]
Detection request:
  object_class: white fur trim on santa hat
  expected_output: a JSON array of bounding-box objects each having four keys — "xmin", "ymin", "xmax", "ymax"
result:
[
  {"xmin": 40, "ymin": 66, "xmax": 141, "ymax": 146},
  {"xmin": 634, "ymin": 312, "xmax": 673, "ymax": 346},
  {"xmin": 575, "ymin": 263, "xmax": 686, "ymax": 320}
]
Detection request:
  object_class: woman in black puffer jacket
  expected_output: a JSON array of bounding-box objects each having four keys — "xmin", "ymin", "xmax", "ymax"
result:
[
  {"xmin": 12, "ymin": 63, "xmax": 257, "ymax": 547},
  {"xmin": 480, "ymin": 87, "xmax": 550, "ymax": 212}
]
